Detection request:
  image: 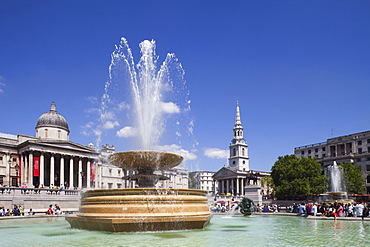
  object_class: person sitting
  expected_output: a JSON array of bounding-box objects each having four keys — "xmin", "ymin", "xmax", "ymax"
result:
[
  {"xmin": 46, "ymin": 204, "xmax": 53, "ymax": 215},
  {"xmin": 28, "ymin": 208, "xmax": 35, "ymax": 216}
]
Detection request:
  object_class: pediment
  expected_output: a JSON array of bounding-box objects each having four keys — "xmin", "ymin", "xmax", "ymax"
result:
[
  {"xmin": 213, "ymin": 167, "xmax": 238, "ymax": 179},
  {"xmin": 19, "ymin": 139, "xmax": 99, "ymax": 155}
]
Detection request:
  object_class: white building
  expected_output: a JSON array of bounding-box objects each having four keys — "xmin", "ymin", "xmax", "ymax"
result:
[
  {"xmin": 294, "ymin": 130, "xmax": 370, "ymax": 193},
  {"xmin": 190, "ymin": 171, "xmax": 217, "ymax": 192},
  {"xmin": 0, "ymin": 102, "xmax": 188, "ymax": 190}
]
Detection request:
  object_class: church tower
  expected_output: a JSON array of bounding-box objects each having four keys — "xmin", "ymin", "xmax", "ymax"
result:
[{"xmin": 228, "ymin": 101, "xmax": 249, "ymax": 172}]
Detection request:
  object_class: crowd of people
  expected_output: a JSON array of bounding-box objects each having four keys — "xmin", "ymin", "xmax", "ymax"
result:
[
  {"xmin": 0, "ymin": 203, "xmax": 63, "ymax": 217},
  {"xmin": 291, "ymin": 201, "xmax": 370, "ymax": 219}
]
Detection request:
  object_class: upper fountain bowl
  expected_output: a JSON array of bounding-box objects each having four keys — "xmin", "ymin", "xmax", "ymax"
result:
[{"xmin": 108, "ymin": 151, "xmax": 184, "ymax": 171}]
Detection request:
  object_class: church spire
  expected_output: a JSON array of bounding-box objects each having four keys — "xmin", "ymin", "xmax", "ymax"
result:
[
  {"xmin": 229, "ymin": 101, "xmax": 249, "ymax": 172},
  {"xmin": 233, "ymin": 101, "xmax": 244, "ymax": 141}
]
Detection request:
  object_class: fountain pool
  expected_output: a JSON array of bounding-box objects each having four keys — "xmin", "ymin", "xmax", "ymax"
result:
[{"xmin": 3, "ymin": 215, "xmax": 370, "ymax": 246}]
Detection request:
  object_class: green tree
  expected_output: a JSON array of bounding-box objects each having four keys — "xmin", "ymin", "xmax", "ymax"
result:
[
  {"xmin": 271, "ymin": 155, "xmax": 327, "ymax": 200},
  {"xmin": 339, "ymin": 162, "xmax": 365, "ymax": 194}
]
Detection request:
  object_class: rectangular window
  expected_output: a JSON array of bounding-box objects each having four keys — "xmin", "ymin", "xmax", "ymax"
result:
[
  {"xmin": 367, "ymin": 165, "xmax": 370, "ymax": 171},
  {"xmin": 308, "ymin": 150, "xmax": 311, "ymax": 154},
  {"xmin": 358, "ymin": 148, "xmax": 363, "ymax": 154},
  {"xmin": 301, "ymin": 151, "xmax": 304, "ymax": 155},
  {"xmin": 322, "ymin": 154, "xmax": 326, "ymax": 158},
  {"xmin": 358, "ymin": 140, "xmax": 362, "ymax": 145},
  {"xmin": 315, "ymin": 148, "xmax": 318, "ymax": 153},
  {"xmin": 322, "ymin": 147, "xmax": 326, "ymax": 152}
]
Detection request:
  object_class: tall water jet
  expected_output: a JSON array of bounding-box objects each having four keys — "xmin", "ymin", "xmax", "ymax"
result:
[
  {"xmin": 66, "ymin": 38, "xmax": 210, "ymax": 232},
  {"xmin": 326, "ymin": 161, "xmax": 348, "ymax": 201}
]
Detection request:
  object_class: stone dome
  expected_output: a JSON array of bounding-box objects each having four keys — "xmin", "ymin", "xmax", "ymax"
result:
[{"xmin": 36, "ymin": 102, "xmax": 70, "ymax": 132}]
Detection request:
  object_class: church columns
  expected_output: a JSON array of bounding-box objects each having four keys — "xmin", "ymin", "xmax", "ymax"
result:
[
  {"xmin": 226, "ymin": 179, "xmax": 230, "ymax": 194},
  {"xmin": 231, "ymin": 179, "xmax": 234, "ymax": 195},
  {"xmin": 236, "ymin": 178, "xmax": 239, "ymax": 196},
  {"xmin": 241, "ymin": 178, "xmax": 244, "ymax": 196}
]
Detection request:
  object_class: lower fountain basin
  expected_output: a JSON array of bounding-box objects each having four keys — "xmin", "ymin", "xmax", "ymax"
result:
[{"xmin": 66, "ymin": 188, "xmax": 211, "ymax": 232}]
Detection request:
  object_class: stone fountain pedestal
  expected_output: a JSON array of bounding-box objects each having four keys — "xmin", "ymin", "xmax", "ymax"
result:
[
  {"xmin": 66, "ymin": 188, "xmax": 211, "ymax": 232},
  {"xmin": 66, "ymin": 151, "xmax": 211, "ymax": 232}
]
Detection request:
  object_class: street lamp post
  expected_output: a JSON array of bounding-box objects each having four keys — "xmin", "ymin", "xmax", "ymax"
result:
[{"xmin": 80, "ymin": 171, "xmax": 85, "ymax": 188}]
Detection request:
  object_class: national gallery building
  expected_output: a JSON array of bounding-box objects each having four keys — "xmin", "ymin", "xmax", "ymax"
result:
[
  {"xmin": 0, "ymin": 103, "xmax": 102, "ymax": 189},
  {"xmin": 0, "ymin": 103, "xmax": 188, "ymax": 190}
]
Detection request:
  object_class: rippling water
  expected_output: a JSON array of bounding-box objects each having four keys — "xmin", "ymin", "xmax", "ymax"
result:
[{"xmin": 1, "ymin": 215, "xmax": 370, "ymax": 246}]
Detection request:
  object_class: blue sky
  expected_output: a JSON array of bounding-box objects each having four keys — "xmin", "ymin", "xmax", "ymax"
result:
[{"xmin": 1, "ymin": 1, "xmax": 370, "ymax": 172}]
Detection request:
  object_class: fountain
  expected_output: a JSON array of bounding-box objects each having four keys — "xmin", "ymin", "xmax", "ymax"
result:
[
  {"xmin": 324, "ymin": 161, "xmax": 349, "ymax": 203},
  {"xmin": 66, "ymin": 38, "xmax": 211, "ymax": 232}
]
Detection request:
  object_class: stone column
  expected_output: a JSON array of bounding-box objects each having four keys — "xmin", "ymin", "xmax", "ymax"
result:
[
  {"xmin": 28, "ymin": 152, "xmax": 33, "ymax": 187},
  {"xmin": 231, "ymin": 179, "xmax": 234, "ymax": 196},
  {"xmin": 87, "ymin": 160, "xmax": 91, "ymax": 189},
  {"xmin": 40, "ymin": 153, "xmax": 45, "ymax": 187},
  {"xmin": 5, "ymin": 153, "xmax": 10, "ymax": 186},
  {"xmin": 236, "ymin": 177, "xmax": 239, "ymax": 196},
  {"xmin": 78, "ymin": 158, "xmax": 82, "ymax": 189},
  {"xmin": 241, "ymin": 178, "xmax": 244, "ymax": 196},
  {"xmin": 23, "ymin": 154, "xmax": 28, "ymax": 185},
  {"xmin": 60, "ymin": 156, "xmax": 65, "ymax": 187},
  {"xmin": 221, "ymin": 180, "xmax": 224, "ymax": 194},
  {"xmin": 50, "ymin": 154, "xmax": 55, "ymax": 187},
  {"xmin": 69, "ymin": 157, "xmax": 74, "ymax": 189},
  {"xmin": 226, "ymin": 179, "xmax": 229, "ymax": 194}
]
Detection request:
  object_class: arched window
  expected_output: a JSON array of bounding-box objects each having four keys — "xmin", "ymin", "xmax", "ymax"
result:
[
  {"xmin": 45, "ymin": 129, "xmax": 48, "ymax": 138},
  {"xmin": 58, "ymin": 130, "xmax": 61, "ymax": 139},
  {"xmin": 242, "ymin": 148, "xmax": 245, "ymax": 156},
  {"xmin": 233, "ymin": 148, "xmax": 236, "ymax": 156}
]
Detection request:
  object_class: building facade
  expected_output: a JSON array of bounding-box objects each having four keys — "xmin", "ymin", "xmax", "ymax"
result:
[
  {"xmin": 0, "ymin": 103, "xmax": 102, "ymax": 189},
  {"xmin": 190, "ymin": 171, "xmax": 217, "ymax": 192},
  {"xmin": 213, "ymin": 102, "xmax": 270, "ymax": 198},
  {"xmin": 294, "ymin": 130, "xmax": 370, "ymax": 193},
  {"xmin": 0, "ymin": 102, "xmax": 188, "ymax": 190}
]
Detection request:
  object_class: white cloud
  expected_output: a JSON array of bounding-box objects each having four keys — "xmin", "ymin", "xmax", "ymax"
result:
[
  {"xmin": 161, "ymin": 102, "xmax": 180, "ymax": 114},
  {"xmin": 155, "ymin": 144, "xmax": 197, "ymax": 161},
  {"xmin": 101, "ymin": 111, "xmax": 116, "ymax": 120},
  {"xmin": 116, "ymin": 126, "xmax": 137, "ymax": 138},
  {"xmin": 86, "ymin": 96, "xmax": 99, "ymax": 104},
  {"xmin": 102, "ymin": 120, "xmax": 119, "ymax": 129},
  {"xmin": 117, "ymin": 101, "xmax": 130, "ymax": 110},
  {"xmin": 204, "ymin": 148, "xmax": 228, "ymax": 159},
  {"xmin": 93, "ymin": 129, "xmax": 102, "ymax": 136}
]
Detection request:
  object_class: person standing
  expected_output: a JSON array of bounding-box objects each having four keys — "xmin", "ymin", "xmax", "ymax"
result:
[
  {"xmin": 312, "ymin": 203, "xmax": 318, "ymax": 216},
  {"xmin": 356, "ymin": 202, "xmax": 364, "ymax": 217}
]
